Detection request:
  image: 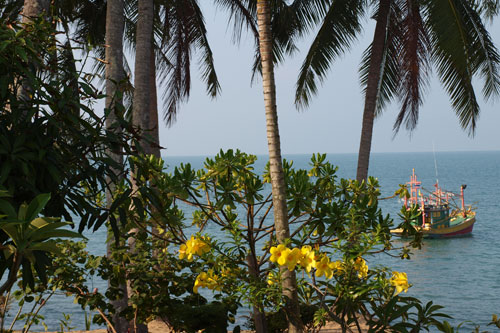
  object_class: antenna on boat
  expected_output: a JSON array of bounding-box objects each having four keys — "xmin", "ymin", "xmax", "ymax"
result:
[{"xmin": 432, "ymin": 141, "xmax": 439, "ymax": 185}]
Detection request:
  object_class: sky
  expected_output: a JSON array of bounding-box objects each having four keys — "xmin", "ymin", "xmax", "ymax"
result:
[{"xmin": 158, "ymin": 3, "xmax": 500, "ymax": 157}]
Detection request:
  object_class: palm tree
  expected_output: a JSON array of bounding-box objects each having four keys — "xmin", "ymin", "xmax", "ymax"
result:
[
  {"xmin": 358, "ymin": 0, "xmax": 500, "ymax": 181},
  {"xmin": 77, "ymin": 0, "xmax": 220, "ymax": 154},
  {"xmin": 356, "ymin": 0, "xmax": 393, "ymax": 181},
  {"xmin": 214, "ymin": 1, "xmax": 329, "ymax": 330},
  {"xmin": 104, "ymin": 0, "xmax": 130, "ymax": 331},
  {"xmin": 128, "ymin": 1, "xmax": 153, "ymax": 331},
  {"xmin": 256, "ymin": 1, "xmax": 303, "ymax": 332},
  {"xmin": 295, "ymin": 0, "xmax": 500, "ymax": 182}
]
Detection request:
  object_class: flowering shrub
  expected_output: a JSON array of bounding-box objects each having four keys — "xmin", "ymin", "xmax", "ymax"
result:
[
  {"xmin": 126, "ymin": 150, "xmax": 451, "ymax": 332},
  {"xmin": 6, "ymin": 151, "xmax": 459, "ymax": 332}
]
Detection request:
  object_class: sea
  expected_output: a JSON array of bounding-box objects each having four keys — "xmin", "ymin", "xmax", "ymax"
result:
[{"xmin": 6, "ymin": 151, "xmax": 500, "ymax": 331}]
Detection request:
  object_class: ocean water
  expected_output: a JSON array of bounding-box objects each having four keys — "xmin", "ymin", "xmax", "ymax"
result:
[{"xmin": 7, "ymin": 151, "xmax": 499, "ymax": 331}]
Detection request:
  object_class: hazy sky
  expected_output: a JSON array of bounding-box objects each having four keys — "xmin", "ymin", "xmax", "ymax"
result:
[{"xmin": 159, "ymin": 3, "xmax": 500, "ymax": 157}]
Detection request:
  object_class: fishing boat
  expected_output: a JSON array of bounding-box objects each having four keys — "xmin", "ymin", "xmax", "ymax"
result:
[{"xmin": 391, "ymin": 169, "xmax": 476, "ymax": 239}]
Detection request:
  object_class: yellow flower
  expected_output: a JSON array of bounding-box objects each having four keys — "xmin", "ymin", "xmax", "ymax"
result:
[
  {"xmin": 353, "ymin": 257, "xmax": 368, "ymax": 279},
  {"xmin": 298, "ymin": 246, "xmax": 316, "ymax": 273},
  {"xmin": 278, "ymin": 248, "xmax": 291, "ymax": 266},
  {"xmin": 189, "ymin": 235, "xmax": 211, "ymax": 256},
  {"xmin": 270, "ymin": 244, "xmax": 288, "ymax": 264},
  {"xmin": 205, "ymin": 269, "xmax": 219, "ymax": 290},
  {"xmin": 193, "ymin": 270, "xmax": 220, "ymax": 294},
  {"xmin": 179, "ymin": 244, "xmax": 188, "ymax": 261},
  {"xmin": 315, "ymin": 255, "xmax": 333, "ymax": 279},
  {"xmin": 270, "ymin": 244, "xmax": 293, "ymax": 266},
  {"xmin": 267, "ymin": 271, "xmax": 278, "ymax": 286},
  {"xmin": 193, "ymin": 272, "xmax": 208, "ymax": 293},
  {"xmin": 180, "ymin": 235, "xmax": 211, "ymax": 261},
  {"xmin": 329, "ymin": 260, "xmax": 343, "ymax": 275},
  {"xmin": 284, "ymin": 248, "xmax": 302, "ymax": 271},
  {"xmin": 390, "ymin": 271, "xmax": 409, "ymax": 295}
]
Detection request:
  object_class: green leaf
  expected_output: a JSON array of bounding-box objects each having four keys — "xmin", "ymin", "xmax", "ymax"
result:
[
  {"xmin": 0, "ymin": 40, "xmax": 11, "ymax": 53},
  {"xmin": 26, "ymin": 220, "xmax": 68, "ymax": 239},
  {"xmin": 30, "ymin": 229, "xmax": 84, "ymax": 242},
  {"xmin": 0, "ymin": 162, "xmax": 12, "ymax": 184},
  {"xmin": 0, "ymin": 199, "xmax": 17, "ymax": 219},
  {"xmin": 29, "ymin": 241, "xmax": 62, "ymax": 255},
  {"xmin": 26, "ymin": 193, "xmax": 51, "ymax": 221},
  {"xmin": 16, "ymin": 46, "xmax": 27, "ymax": 62}
]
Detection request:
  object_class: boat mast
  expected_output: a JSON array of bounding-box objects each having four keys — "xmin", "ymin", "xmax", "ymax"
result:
[
  {"xmin": 408, "ymin": 169, "xmax": 421, "ymax": 207},
  {"xmin": 460, "ymin": 184, "xmax": 467, "ymax": 217},
  {"xmin": 433, "ymin": 141, "xmax": 439, "ymax": 185}
]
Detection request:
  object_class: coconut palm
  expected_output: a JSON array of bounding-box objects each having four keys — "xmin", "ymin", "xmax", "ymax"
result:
[
  {"xmin": 214, "ymin": 2, "xmax": 330, "ymax": 331},
  {"xmin": 104, "ymin": 0, "xmax": 129, "ymax": 331},
  {"xmin": 295, "ymin": 0, "xmax": 500, "ymax": 182},
  {"xmin": 127, "ymin": 1, "xmax": 154, "ymax": 331},
  {"xmin": 214, "ymin": 1, "xmax": 313, "ymax": 330},
  {"xmin": 255, "ymin": 1, "xmax": 303, "ymax": 332},
  {"xmin": 52, "ymin": 0, "xmax": 220, "ymax": 154}
]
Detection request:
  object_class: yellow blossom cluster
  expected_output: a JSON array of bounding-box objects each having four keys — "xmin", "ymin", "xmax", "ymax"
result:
[
  {"xmin": 390, "ymin": 271, "xmax": 409, "ymax": 295},
  {"xmin": 267, "ymin": 271, "xmax": 278, "ymax": 286},
  {"xmin": 269, "ymin": 244, "xmax": 343, "ymax": 278},
  {"xmin": 314, "ymin": 255, "xmax": 343, "ymax": 279},
  {"xmin": 178, "ymin": 235, "xmax": 211, "ymax": 261},
  {"xmin": 352, "ymin": 257, "xmax": 368, "ymax": 279},
  {"xmin": 269, "ymin": 245, "xmax": 373, "ymax": 281},
  {"xmin": 193, "ymin": 269, "xmax": 221, "ymax": 294}
]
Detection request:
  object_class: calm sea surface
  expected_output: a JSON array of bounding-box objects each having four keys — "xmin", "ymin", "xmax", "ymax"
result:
[{"xmin": 10, "ymin": 151, "xmax": 500, "ymax": 331}]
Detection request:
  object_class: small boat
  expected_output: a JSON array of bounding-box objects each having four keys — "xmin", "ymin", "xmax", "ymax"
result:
[{"xmin": 391, "ymin": 169, "xmax": 476, "ymax": 239}]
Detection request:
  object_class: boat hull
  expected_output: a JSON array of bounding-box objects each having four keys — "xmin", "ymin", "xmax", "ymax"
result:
[{"xmin": 391, "ymin": 215, "xmax": 476, "ymax": 239}]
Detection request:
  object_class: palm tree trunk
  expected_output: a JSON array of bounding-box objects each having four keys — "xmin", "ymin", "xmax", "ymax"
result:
[
  {"xmin": 129, "ymin": 0, "xmax": 154, "ymax": 332},
  {"xmin": 148, "ymin": 50, "xmax": 161, "ymax": 158},
  {"xmin": 356, "ymin": 0, "xmax": 391, "ymax": 182},
  {"xmin": 104, "ymin": 0, "xmax": 129, "ymax": 332},
  {"xmin": 22, "ymin": 0, "xmax": 49, "ymax": 22},
  {"xmin": 18, "ymin": 0, "xmax": 50, "ymax": 117},
  {"xmin": 256, "ymin": 1, "xmax": 303, "ymax": 332},
  {"xmin": 132, "ymin": 0, "xmax": 153, "ymax": 151}
]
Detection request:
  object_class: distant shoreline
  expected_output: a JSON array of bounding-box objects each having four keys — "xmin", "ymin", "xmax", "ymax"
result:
[{"xmin": 163, "ymin": 149, "xmax": 500, "ymax": 159}]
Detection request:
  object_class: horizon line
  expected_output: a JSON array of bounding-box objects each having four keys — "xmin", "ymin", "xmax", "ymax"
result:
[{"xmin": 161, "ymin": 149, "xmax": 499, "ymax": 158}]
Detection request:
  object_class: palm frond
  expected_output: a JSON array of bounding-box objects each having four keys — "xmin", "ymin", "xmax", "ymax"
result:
[
  {"xmin": 295, "ymin": 0, "xmax": 365, "ymax": 109},
  {"xmin": 216, "ymin": 0, "xmax": 300, "ymax": 81},
  {"xmin": 461, "ymin": 0, "xmax": 500, "ymax": 100},
  {"xmin": 291, "ymin": 0, "xmax": 335, "ymax": 33},
  {"xmin": 425, "ymin": 0, "xmax": 499, "ymax": 134},
  {"xmin": 478, "ymin": 0, "xmax": 500, "ymax": 21},
  {"xmin": 189, "ymin": 0, "xmax": 221, "ymax": 98},
  {"xmin": 91, "ymin": 45, "xmax": 107, "ymax": 83},
  {"xmin": 213, "ymin": 0, "xmax": 258, "ymax": 45},
  {"xmin": 123, "ymin": 0, "xmax": 138, "ymax": 55},
  {"xmin": 157, "ymin": 0, "xmax": 191, "ymax": 126},
  {"xmin": 73, "ymin": 0, "xmax": 107, "ymax": 52},
  {"xmin": 0, "ymin": 0, "xmax": 22, "ymax": 21},
  {"xmin": 393, "ymin": 0, "xmax": 431, "ymax": 132}
]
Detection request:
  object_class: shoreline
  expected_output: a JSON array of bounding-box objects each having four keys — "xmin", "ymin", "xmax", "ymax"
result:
[{"xmin": 17, "ymin": 319, "xmax": 369, "ymax": 333}]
